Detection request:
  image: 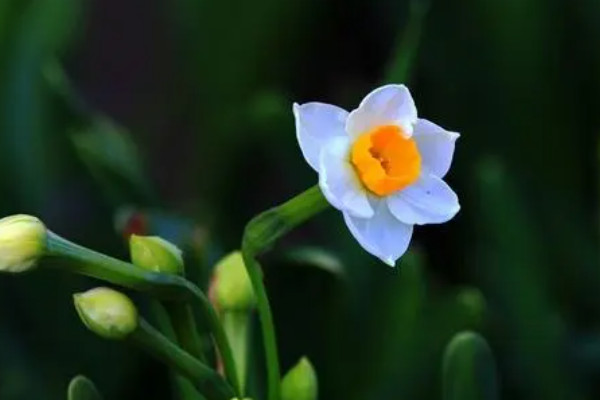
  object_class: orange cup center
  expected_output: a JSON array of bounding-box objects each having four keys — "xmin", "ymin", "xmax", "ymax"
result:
[{"xmin": 350, "ymin": 125, "xmax": 421, "ymax": 196}]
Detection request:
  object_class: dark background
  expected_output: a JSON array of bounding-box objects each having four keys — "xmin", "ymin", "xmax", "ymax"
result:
[{"xmin": 0, "ymin": 0, "xmax": 599, "ymax": 399}]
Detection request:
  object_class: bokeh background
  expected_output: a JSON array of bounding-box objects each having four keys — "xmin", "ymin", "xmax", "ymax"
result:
[{"xmin": 0, "ymin": 0, "xmax": 599, "ymax": 399}]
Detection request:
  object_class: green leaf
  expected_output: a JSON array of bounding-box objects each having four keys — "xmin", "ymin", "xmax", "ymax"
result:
[
  {"xmin": 282, "ymin": 247, "xmax": 345, "ymax": 278},
  {"xmin": 442, "ymin": 331, "xmax": 498, "ymax": 400},
  {"xmin": 384, "ymin": 0, "xmax": 430, "ymax": 83},
  {"xmin": 67, "ymin": 375, "xmax": 103, "ymax": 400},
  {"xmin": 71, "ymin": 116, "xmax": 154, "ymax": 204}
]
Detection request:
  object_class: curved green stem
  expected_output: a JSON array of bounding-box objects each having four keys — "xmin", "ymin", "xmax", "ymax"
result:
[
  {"xmin": 165, "ymin": 303, "xmax": 206, "ymax": 362},
  {"xmin": 241, "ymin": 185, "xmax": 329, "ymax": 400},
  {"xmin": 151, "ymin": 302, "xmax": 206, "ymax": 400},
  {"xmin": 132, "ymin": 319, "xmax": 233, "ymax": 400},
  {"xmin": 45, "ymin": 232, "xmax": 241, "ymax": 398}
]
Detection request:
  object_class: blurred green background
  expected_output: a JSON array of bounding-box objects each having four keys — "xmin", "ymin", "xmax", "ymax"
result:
[{"xmin": 0, "ymin": 0, "xmax": 599, "ymax": 399}]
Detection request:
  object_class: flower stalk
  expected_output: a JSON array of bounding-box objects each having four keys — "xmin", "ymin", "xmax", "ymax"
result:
[
  {"xmin": 241, "ymin": 185, "xmax": 329, "ymax": 400},
  {"xmin": 131, "ymin": 319, "xmax": 235, "ymax": 400},
  {"xmin": 45, "ymin": 231, "xmax": 241, "ymax": 397},
  {"xmin": 150, "ymin": 302, "xmax": 206, "ymax": 400},
  {"xmin": 164, "ymin": 303, "xmax": 206, "ymax": 362},
  {"xmin": 128, "ymin": 234, "xmax": 206, "ymax": 362},
  {"xmin": 211, "ymin": 251, "xmax": 257, "ymax": 395},
  {"xmin": 222, "ymin": 312, "xmax": 251, "ymax": 393}
]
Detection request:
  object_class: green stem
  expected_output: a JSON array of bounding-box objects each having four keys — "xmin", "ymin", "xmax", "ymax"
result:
[
  {"xmin": 151, "ymin": 302, "xmax": 206, "ymax": 400},
  {"xmin": 385, "ymin": 0, "xmax": 430, "ymax": 83},
  {"xmin": 222, "ymin": 312, "xmax": 250, "ymax": 394},
  {"xmin": 131, "ymin": 319, "xmax": 233, "ymax": 400},
  {"xmin": 241, "ymin": 185, "xmax": 329, "ymax": 400},
  {"xmin": 165, "ymin": 303, "xmax": 206, "ymax": 362},
  {"xmin": 45, "ymin": 232, "xmax": 241, "ymax": 398}
]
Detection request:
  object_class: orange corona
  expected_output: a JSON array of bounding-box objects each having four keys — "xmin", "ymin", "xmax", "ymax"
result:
[{"xmin": 350, "ymin": 125, "xmax": 421, "ymax": 196}]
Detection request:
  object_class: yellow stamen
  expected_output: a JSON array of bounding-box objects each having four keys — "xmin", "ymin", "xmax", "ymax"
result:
[{"xmin": 350, "ymin": 125, "xmax": 421, "ymax": 196}]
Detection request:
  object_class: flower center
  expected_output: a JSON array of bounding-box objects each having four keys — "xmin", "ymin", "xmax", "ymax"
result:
[{"xmin": 350, "ymin": 125, "xmax": 421, "ymax": 196}]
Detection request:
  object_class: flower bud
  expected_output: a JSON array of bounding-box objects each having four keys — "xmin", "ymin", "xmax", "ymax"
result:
[
  {"xmin": 281, "ymin": 357, "xmax": 318, "ymax": 400},
  {"xmin": 129, "ymin": 234, "xmax": 183, "ymax": 275},
  {"xmin": 73, "ymin": 287, "xmax": 138, "ymax": 340},
  {"xmin": 0, "ymin": 214, "xmax": 47, "ymax": 273},
  {"xmin": 211, "ymin": 251, "xmax": 255, "ymax": 311}
]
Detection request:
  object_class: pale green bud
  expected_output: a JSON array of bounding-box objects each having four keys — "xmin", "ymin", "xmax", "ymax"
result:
[
  {"xmin": 0, "ymin": 214, "xmax": 47, "ymax": 273},
  {"xmin": 129, "ymin": 234, "xmax": 183, "ymax": 275},
  {"xmin": 212, "ymin": 251, "xmax": 255, "ymax": 311},
  {"xmin": 73, "ymin": 287, "xmax": 138, "ymax": 340},
  {"xmin": 281, "ymin": 357, "xmax": 318, "ymax": 400}
]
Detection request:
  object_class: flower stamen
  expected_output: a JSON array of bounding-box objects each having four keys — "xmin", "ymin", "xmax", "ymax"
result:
[{"xmin": 350, "ymin": 125, "xmax": 421, "ymax": 196}]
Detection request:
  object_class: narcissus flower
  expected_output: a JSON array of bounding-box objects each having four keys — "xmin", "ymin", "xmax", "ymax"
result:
[{"xmin": 294, "ymin": 84, "xmax": 460, "ymax": 265}]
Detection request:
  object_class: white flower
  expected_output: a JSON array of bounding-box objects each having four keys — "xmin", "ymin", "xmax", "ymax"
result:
[{"xmin": 294, "ymin": 84, "xmax": 460, "ymax": 266}]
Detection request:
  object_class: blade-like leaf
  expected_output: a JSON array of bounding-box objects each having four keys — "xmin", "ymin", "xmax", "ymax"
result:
[
  {"xmin": 71, "ymin": 116, "xmax": 154, "ymax": 204},
  {"xmin": 282, "ymin": 247, "xmax": 345, "ymax": 279},
  {"xmin": 67, "ymin": 375, "xmax": 103, "ymax": 400},
  {"xmin": 442, "ymin": 331, "xmax": 498, "ymax": 400}
]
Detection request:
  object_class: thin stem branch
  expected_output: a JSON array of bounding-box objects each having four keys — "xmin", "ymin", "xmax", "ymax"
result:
[
  {"xmin": 151, "ymin": 302, "xmax": 206, "ymax": 400},
  {"xmin": 165, "ymin": 303, "xmax": 206, "ymax": 362},
  {"xmin": 45, "ymin": 232, "xmax": 241, "ymax": 398},
  {"xmin": 241, "ymin": 185, "xmax": 329, "ymax": 400},
  {"xmin": 131, "ymin": 319, "xmax": 233, "ymax": 400}
]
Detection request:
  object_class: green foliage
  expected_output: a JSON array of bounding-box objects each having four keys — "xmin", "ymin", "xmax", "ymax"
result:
[
  {"xmin": 71, "ymin": 118, "xmax": 154, "ymax": 205},
  {"xmin": 281, "ymin": 247, "xmax": 345, "ymax": 279},
  {"xmin": 67, "ymin": 375, "xmax": 103, "ymax": 400},
  {"xmin": 442, "ymin": 331, "xmax": 498, "ymax": 400},
  {"xmin": 0, "ymin": 0, "xmax": 598, "ymax": 400}
]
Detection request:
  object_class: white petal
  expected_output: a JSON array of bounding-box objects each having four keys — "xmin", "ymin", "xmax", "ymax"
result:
[
  {"xmin": 294, "ymin": 102, "xmax": 349, "ymax": 171},
  {"xmin": 318, "ymin": 137, "xmax": 373, "ymax": 218},
  {"xmin": 387, "ymin": 174, "xmax": 460, "ymax": 225},
  {"xmin": 346, "ymin": 84, "xmax": 418, "ymax": 138},
  {"xmin": 342, "ymin": 200, "xmax": 413, "ymax": 266},
  {"xmin": 413, "ymin": 119, "xmax": 459, "ymax": 178}
]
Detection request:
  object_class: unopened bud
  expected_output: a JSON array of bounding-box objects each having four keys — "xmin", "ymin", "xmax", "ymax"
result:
[
  {"xmin": 0, "ymin": 214, "xmax": 47, "ymax": 273},
  {"xmin": 73, "ymin": 287, "xmax": 138, "ymax": 340},
  {"xmin": 129, "ymin": 234, "xmax": 183, "ymax": 274},
  {"xmin": 281, "ymin": 357, "xmax": 318, "ymax": 400},
  {"xmin": 212, "ymin": 251, "xmax": 255, "ymax": 311}
]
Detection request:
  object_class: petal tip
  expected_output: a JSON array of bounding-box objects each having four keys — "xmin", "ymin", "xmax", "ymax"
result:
[
  {"xmin": 452, "ymin": 203, "xmax": 461, "ymax": 217},
  {"xmin": 449, "ymin": 131, "xmax": 460, "ymax": 141},
  {"xmin": 292, "ymin": 102, "xmax": 301, "ymax": 115},
  {"xmin": 383, "ymin": 257, "xmax": 397, "ymax": 267}
]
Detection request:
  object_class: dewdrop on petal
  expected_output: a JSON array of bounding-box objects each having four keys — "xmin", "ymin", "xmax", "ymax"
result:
[
  {"xmin": 129, "ymin": 234, "xmax": 184, "ymax": 275},
  {"xmin": 73, "ymin": 287, "xmax": 138, "ymax": 340},
  {"xmin": 0, "ymin": 214, "xmax": 47, "ymax": 273},
  {"xmin": 281, "ymin": 357, "xmax": 318, "ymax": 400},
  {"xmin": 212, "ymin": 251, "xmax": 256, "ymax": 312}
]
